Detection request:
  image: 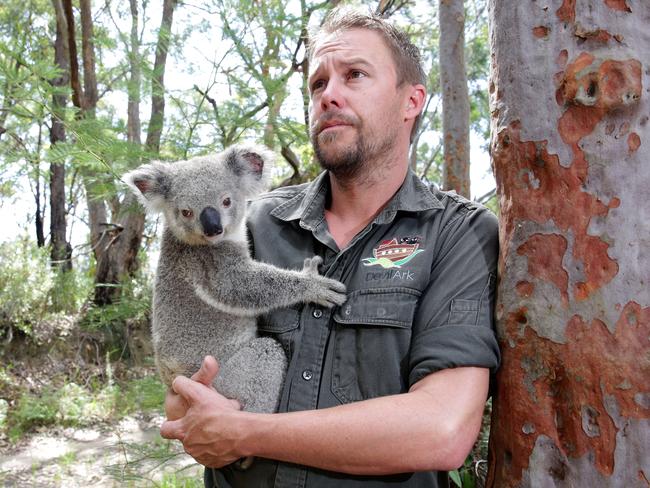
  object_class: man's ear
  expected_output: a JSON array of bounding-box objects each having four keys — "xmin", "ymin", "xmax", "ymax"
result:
[
  {"xmin": 123, "ymin": 162, "xmax": 171, "ymax": 213},
  {"xmin": 224, "ymin": 144, "xmax": 274, "ymax": 196},
  {"xmin": 404, "ymin": 83, "xmax": 427, "ymax": 121}
]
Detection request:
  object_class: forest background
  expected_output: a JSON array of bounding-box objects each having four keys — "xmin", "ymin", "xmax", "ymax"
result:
[{"xmin": 0, "ymin": 0, "xmax": 495, "ymax": 486}]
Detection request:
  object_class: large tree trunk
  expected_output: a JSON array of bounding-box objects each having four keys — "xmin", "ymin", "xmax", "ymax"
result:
[
  {"xmin": 50, "ymin": 0, "xmax": 72, "ymax": 270},
  {"xmin": 487, "ymin": 1, "xmax": 649, "ymax": 486},
  {"xmin": 439, "ymin": 0, "xmax": 471, "ymax": 198}
]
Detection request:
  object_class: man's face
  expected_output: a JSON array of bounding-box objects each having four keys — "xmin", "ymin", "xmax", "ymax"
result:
[{"xmin": 308, "ymin": 28, "xmax": 407, "ymax": 178}]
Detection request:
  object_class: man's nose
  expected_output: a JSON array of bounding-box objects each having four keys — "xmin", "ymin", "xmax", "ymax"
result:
[{"xmin": 320, "ymin": 78, "xmax": 344, "ymax": 111}]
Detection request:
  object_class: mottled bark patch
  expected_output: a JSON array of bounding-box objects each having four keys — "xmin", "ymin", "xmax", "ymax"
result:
[
  {"xmin": 556, "ymin": 0, "xmax": 576, "ymax": 23},
  {"xmin": 533, "ymin": 26, "xmax": 550, "ymax": 39},
  {"xmin": 559, "ymin": 53, "xmax": 642, "ymax": 111},
  {"xmin": 628, "ymin": 132, "xmax": 641, "ymax": 152},
  {"xmin": 574, "ymin": 25, "xmax": 613, "ymax": 44},
  {"xmin": 490, "ymin": 303, "xmax": 650, "ymax": 485},
  {"xmin": 604, "ymin": 0, "xmax": 632, "ymax": 13},
  {"xmin": 493, "ymin": 122, "xmax": 616, "ymax": 302},
  {"xmin": 517, "ymin": 234, "xmax": 569, "ymax": 306},
  {"xmin": 516, "ymin": 281, "xmax": 535, "ymax": 298}
]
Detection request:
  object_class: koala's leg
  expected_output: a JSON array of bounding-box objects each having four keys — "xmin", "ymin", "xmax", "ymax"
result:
[
  {"xmin": 156, "ymin": 355, "xmax": 198, "ymax": 389},
  {"xmin": 215, "ymin": 337, "xmax": 287, "ymax": 414}
]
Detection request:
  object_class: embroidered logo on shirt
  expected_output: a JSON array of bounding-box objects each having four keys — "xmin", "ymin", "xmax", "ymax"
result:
[{"xmin": 362, "ymin": 237, "xmax": 424, "ymax": 269}]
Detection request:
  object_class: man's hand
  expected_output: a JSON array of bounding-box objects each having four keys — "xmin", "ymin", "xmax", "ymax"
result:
[
  {"xmin": 164, "ymin": 355, "xmax": 220, "ymax": 421},
  {"xmin": 160, "ymin": 355, "xmax": 243, "ymax": 468}
]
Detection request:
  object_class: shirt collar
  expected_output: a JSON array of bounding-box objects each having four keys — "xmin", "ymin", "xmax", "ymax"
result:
[{"xmin": 269, "ymin": 169, "xmax": 444, "ymax": 229}]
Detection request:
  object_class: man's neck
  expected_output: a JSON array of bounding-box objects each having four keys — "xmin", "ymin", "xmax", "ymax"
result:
[{"xmin": 324, "ymin": 161, "xmax": 409, "ymax": 250}]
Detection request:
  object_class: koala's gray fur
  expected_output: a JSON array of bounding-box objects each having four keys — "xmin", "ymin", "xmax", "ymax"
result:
[{"xmin": 124, "ymin": 145, "xmax": 346, "ymax": 414}]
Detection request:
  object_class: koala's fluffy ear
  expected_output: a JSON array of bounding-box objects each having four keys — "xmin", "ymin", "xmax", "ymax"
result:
[
  {"xmin": 224, "ymin": 144, "xmax": 274, "ymax": 196},
  {"xmin": 123, "ymin": 162, "xmax": 171, "ymax": 213}
]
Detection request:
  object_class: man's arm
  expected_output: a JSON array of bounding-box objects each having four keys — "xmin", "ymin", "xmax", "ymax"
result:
[{"xmin": 161, "ymin": 357, "xmax": 488, "ymax": 474}]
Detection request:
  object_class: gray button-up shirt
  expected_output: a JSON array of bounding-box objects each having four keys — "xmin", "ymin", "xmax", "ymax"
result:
[{"xmin": 206, "ymin": 170, "xmax": 500, "ymax": 488}]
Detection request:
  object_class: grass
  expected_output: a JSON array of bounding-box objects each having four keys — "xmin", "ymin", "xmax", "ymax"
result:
[
  {"xmin": 3, "ymin": 372, "xmax": 166, "ymax": 442},
  {"xmin": 105, "ymin": 436, "xmax": 203, "ymax": 487}
]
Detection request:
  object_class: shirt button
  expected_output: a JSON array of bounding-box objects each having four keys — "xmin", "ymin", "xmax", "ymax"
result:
[
  {"xmin": 312, "ymin": 309, "xmax": 323, "ymax": 318},
  {"xmin": 302, "ymin": 370, "xmax": 313, "ymax": 381}
]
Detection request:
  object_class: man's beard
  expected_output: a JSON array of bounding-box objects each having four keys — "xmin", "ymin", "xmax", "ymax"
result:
[{"xmin": 310, "ymin": 116, "xmax": 395, "ymax": 181}]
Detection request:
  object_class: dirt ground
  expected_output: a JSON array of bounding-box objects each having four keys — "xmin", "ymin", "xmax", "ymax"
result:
[{"xmin": 0, "ymin": 412, "xmax": 203, "ymax": 487}]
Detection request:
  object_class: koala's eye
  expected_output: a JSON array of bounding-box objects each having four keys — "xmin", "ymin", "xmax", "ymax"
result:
[
  {"xmin": 181, "ymin": 209, "xmax": 193, "ymax": 218},
  {"xmin": 222, "ymin": 197, "xmax": 231, "ymax": 208}
]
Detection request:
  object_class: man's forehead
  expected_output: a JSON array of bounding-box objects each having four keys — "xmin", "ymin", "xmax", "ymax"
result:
[
  {"xmin": 310, "ymin": 29, "xmax": 391, "ymax": 70},
  {"xmin": 313, "ymin": 29, "xmax": 388, "ymax": 61}
]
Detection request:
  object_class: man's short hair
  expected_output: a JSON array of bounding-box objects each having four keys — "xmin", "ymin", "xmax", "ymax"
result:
[{"xmin": 308, "ymin": 6, "xmax": 427, "ymax": 142}]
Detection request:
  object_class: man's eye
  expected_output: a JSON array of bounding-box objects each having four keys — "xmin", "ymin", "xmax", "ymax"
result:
[
  {"xmin": 349, "ymin": 70, "xmax": 365, "ymax": 80},
  {"xmin": 311, "ymin": 79, "xmax": 326, "ymax": 92}
]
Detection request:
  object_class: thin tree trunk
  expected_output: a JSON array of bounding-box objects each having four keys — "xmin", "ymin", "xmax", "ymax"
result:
[
  {"xmin": 127, "ymin": 0, "xmax": 142, "ymax": 145},
  {"xmin": 487, "ymin": 1, "xmax": 649, "ymax": 486},
  {"xmin": 34, "ymin": 159, "xmax": 45, "ymax": 248},
  {"xmin": 50, "ymin": 0, "xmax": 72, "ymax": 270},
  {"xmin": 80, "ymin": 0, "xmax": 98, "ymax": 116},
  {"xmin": 61, "ymin": 0, "xmax": 107, "ymax": 261},
  {"xmin": 62, "ymin": 0, "xmax": 83, "ymax": 110},
  {"xmin": 93, "ymin": 0, "xmax": 147, "ymax": 306},
  {"xmin": 145, "ymin": 0, "xmax": 177, "ymax": 153},
  {"xmin": 95, "ymin": 0, "xmax": 177, "ymax": 305},
  {"xmin": 439, "ymin": 0, "xmax": 471, "ymax": 198}
]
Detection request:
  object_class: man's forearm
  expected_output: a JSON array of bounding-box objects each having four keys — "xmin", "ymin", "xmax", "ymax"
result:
[{"xmin": 235, "ymin": 367, "xmax": 489, "ymax": 474}]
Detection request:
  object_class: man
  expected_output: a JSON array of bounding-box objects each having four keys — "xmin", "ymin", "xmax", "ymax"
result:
[{"xmin": 161, "ymin": 7, "xmax": 500, "ymax": 487}]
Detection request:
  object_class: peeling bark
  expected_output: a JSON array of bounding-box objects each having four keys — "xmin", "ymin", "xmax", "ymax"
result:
[{"xmin": 487, "ymin": 1, "xmax": 649, "ymax": 486}]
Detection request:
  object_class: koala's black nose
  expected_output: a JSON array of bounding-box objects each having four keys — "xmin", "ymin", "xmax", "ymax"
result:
[{"xmin": 200, "ymin": 207, "xmax": 223, "ymax": 236}]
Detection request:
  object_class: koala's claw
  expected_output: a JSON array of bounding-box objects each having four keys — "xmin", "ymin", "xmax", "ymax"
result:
[
  {"xmin": 302, "ymin": 256, "xmax": 323, "ymax": 275},
  {"xmin": 313, "ymin": 277, "xmax": 347, "ymax": 308},
  {"xmin": 302, "ymin": 255, "xmax": 346, "ymax": 307}
]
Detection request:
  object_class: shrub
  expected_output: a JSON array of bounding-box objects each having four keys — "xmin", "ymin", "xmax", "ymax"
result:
[
  {"xmin": 119, "ymin": 376, "xmax": 166, "ymax": 415},
  {"xmin": 3, "ymin": 374, "xmax": 165, "ymax": 441},
  {"xmin": 0, "ymin": 237, "xmax": 92, "ymax": 341},
  {"xmin": 0, "ymin": 238, "xmax": 53, "ymax": 335},
  {"xmin": 8, "ymin": 388, "xmax": 60, "ymax": 440}
]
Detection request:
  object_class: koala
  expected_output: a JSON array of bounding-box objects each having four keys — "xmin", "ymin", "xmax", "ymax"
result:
[{"xmin": 124, "ymin": 144, "xmax": 347, "ymax": 415}]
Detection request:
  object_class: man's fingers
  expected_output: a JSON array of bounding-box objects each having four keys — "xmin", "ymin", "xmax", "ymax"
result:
[
  {"xmin": 191, "ymin": 355, "xmax": 219, "ymax": 386},
  {"xmin": 172, "ymin": 374, "xmax": 210, "ymax": 404},
  {"xmin": 160, "ymin": 418, "xmax": 184, "ymax": 440}
]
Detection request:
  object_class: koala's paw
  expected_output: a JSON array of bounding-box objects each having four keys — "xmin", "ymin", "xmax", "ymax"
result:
[
  {"xmin": 302, "ymin": 255, "xmax": 323, "ymax": 275},
  {"xmin": 310, "ymin": 275, "xmax": 347, "ymax": 308}
]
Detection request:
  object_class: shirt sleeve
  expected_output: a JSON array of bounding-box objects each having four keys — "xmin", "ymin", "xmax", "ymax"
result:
[{"xmin": 408, "ymin": 203, "xmax": 501, "ymax": 387}]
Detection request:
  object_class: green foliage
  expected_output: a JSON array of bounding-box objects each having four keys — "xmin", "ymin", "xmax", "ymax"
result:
[
  {"xmin": 119, "ymin": 376, "xmax": 167, "ymax": 415},
  {"xmin": 4, "ymin": 373, "xmax": 165, "ymax": 441},
  {"xmin": 81, "ymin": 269, "xmax": 152, "ymax": 358},
  {"xmin": 7, "ymin": 387, "xmax": 60, "ymax": 440},
  {"xmin": 0, "ymin": 238, "xmax": 54, "ymax": 334},
  {"xmin": 0, "ymin": 238, "xmax": 91, "ymax": 337},
  {"xmin": 105, "ymin": 436, "xmax": 202, "ymax": 487},
  {"xmin": 49, "ymin": 265, "xmax": 93, "ymax": 314},
  {"xmin": 158, "ymin": 472, "xmax": 205, "ymax": 488},
  {"xmin": 0, "ymin": 398, "xmax": 9, "ymax": 433}
]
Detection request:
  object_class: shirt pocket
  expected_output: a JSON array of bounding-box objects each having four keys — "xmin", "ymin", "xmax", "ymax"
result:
[
  {"xmin": 330, "ymin": 287, "xmax": 421, "ymax": 404},
  {"xmin": 447, "ymin": 298, "xmax": 479, "ymax": 325},
  {"xmin": 258, "ymin": 306, "xmax": 301, "ymax": 359}
]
